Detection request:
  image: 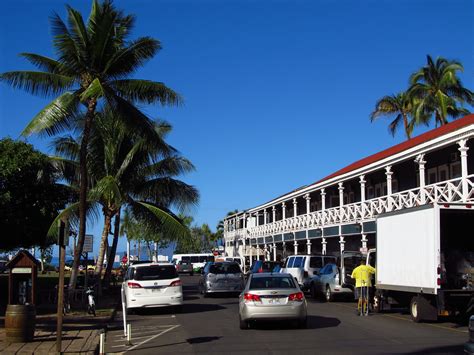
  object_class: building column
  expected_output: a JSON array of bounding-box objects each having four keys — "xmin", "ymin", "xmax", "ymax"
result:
[
  {"xmin": 256, "ymin": 245, "xmax": 260, "ymax": 260},
  {"xmin": 294, "ymin": 240, "xmax": 298, "ymax": 255},
  {"xmin": 283, "ymin": 242, "xmax": 287, "ymax": 258},
  {"xmin": 321, "ymin": 237, "xmax": 327, "ymax": 255},
  {"xmin": 359, "ymin": 175, "xmax": 366, "ymax": 202},
  {"xmin": 272, "ymin": 205, "xmax": 276, "ymax": 222},
  {"xmin": 361, "ymin": 234, "xmax": 367, "ymax": 250},
  {"xmin": 458, "ymin": 139, "xmax": 470, "ymax": 201},
  {"xmin": 305, "ymin": 194, "xmax": 311, "ymax": 214},
  {"xmin": 293, "ymin": 198, "xmax": 298, "ymax": 217},
  {"xmin": 321, "ymin": 189, "xmax": 326, "ymax": 211},
  {"xmin": 385, "ymin": 166, "xmax": 393, "ymax": 211},
  {"xmin": 339, "ymin": 236, "xmax": 345, "ymax": 254},
  {"xmin": 282, "ymin": 202, "xmax": 286, "ymax": 220},
  {"xmin": 264, "ymin": 244, "xmax": 269, "ymax": 261},
  {"xmin": 263, "ymin": 209, "xmax": 267, "ymax": 225},
  {"xmin": 415, "ymin": 154, "xmax": 427, "ymax": 204},
  {"xmin": 273, "ymin": 243, "xmax": 277, "ymax": 261},
  {"xmin": 306, "ymin": 239, "xmax": 312, "ymax": 254},
  {"xmin": 338, "ymin": 183, "xmax": 344, "ymax": 222},
  {"xmin": 249, "ymin": 242, "xmax": 253, "ymax": 264}
]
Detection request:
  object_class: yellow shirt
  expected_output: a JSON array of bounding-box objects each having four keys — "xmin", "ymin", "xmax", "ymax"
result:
[{"xmin": 351, "ymin": 264, "xmax": 376, "ymax": 287}]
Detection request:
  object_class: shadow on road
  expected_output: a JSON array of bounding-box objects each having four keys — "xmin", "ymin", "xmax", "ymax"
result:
[
  {"xmin": 252, "ymin": 315, "xmax": 340, "ymax": 330},
  {"xmin": 405, "ymin": 344, "xmax": 464, "ymax": 354},
  {"xmin": 182, "ymin": 303, "xmax": 226, "ymax": 314},
  {"xmin": 187, "ymin": 336, "xmax": 221, "ymax": 344}
]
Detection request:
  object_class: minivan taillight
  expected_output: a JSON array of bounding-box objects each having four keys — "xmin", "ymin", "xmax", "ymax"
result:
[
  {"xmin": 170, "ymin": 280, "xmax": 182, "ymax": 287},
  {"xmin": 127, "ymin": 282, "xmax": 142, "ymax": 288},
  {"xmin": 288, "ymin": 292, "xmax": 304, "ymax": 302},
  {"xmin": 244, "ymin": 293, "xmax": 262, "ymax": 303}
]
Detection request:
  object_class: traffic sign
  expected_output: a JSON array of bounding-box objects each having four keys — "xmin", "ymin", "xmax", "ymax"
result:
[{"xmin": 83, "ymin": 235, "xmax": 94, "ymax": 253}]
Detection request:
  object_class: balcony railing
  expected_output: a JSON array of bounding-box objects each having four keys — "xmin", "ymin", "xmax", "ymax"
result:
[{"xmin": 225, "ymin": 175, "xmax": 474, "ymax": 240}]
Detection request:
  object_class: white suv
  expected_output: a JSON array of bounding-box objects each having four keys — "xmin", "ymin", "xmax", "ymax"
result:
[
  {"xmin": 282, "ymin": 254, "xmax": 337, "ymax": 289},
  {"xmin": 122, "ymin": 263, "xmax": 183, "ymax": 312}
]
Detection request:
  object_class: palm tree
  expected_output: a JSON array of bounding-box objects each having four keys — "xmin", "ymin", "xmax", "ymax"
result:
[
  {"xmin": 53, "ymin": 112, "xmax": 198, "ymax": 292},
  {"xmin": 409, "ymin": 55, "xmax": 473, "ymax": 127},
  {"xmin": 370, "ymin": 92, "xmax": 417, "ymax": 139},
  {"xmin": 0, "ymin": 1, "xmax": 182, "ymax": 289}
]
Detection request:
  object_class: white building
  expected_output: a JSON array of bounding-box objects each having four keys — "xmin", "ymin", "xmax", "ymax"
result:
[{"xmin": 223, "ymin": 114, "xmax": 474, "ymax": 263}]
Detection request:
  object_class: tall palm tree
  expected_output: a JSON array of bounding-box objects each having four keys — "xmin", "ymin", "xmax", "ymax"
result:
[
  {"xmin": 0, "ymin": 1, "xmax": 181, "ymax": 289},
  {"xmin": 370, "ymin": 92, "xmax": 417, "ymax": 139},
  {"xmin": 53, "ymin": 112, "xmax": 198, "ymax": 292},
  {"xmin": 409, "ymin": 55, "xmax": 473, "ymax": 127}
]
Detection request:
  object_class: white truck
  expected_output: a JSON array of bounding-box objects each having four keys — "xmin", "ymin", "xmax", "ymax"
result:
[{"xmin": 370, "ymin": 203, "xmax": 474, "ymax": 322}]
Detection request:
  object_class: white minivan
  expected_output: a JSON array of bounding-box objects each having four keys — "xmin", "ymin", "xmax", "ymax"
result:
[
  {"xmin": 281, "ymin": 254, "xmax": 337, "ymax": 289},
  {"xmin": 122, "ymin": 263, "xmax": 183, "ymax": 312}
]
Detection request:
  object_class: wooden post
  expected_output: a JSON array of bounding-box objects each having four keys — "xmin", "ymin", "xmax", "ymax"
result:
[{"xmin": 56, "ymin": 220, "xmax": 66, "ymax": 354}]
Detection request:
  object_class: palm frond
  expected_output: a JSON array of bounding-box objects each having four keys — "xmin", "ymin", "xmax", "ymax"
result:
[
  {"xmin": 111, "ymin": 79, "xmax": 183, "ymax": 106},
  {"xmin": 22, "ymin": 92, "xmax": 80, "ymax": 136},
  {"xmin": 20, "ymin": 53, "xmax": 63, "ymax": 74},
  {"xmin": 0, "ymin": 71, "xmax": 75, "ymax": 97}
]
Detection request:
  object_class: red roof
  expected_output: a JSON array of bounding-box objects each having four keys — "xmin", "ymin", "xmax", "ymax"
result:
[{"xmin": 315, "ymin": 114, "xmax": 474, "ymax": 184}]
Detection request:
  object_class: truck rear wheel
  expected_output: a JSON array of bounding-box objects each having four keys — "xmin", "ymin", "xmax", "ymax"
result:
[
  {"xmin": 410, "ymin": 297, "xmax": 422, "ymax": 322},
  {"xmin": 410, "ymin": 295, "xmax": 438, "ymax": 323}
]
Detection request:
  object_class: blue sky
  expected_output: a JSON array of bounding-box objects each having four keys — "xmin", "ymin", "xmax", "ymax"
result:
[{"xmin": 1, "ymin": 0, "xmax": 473, "ymax": 257}]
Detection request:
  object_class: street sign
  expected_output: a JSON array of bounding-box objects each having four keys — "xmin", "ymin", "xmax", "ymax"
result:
[{"xmin": 83, "ymin": 235, "xmax": 94, "ymax": 253}]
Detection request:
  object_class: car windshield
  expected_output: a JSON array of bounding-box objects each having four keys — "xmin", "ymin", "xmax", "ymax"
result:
[
  {"xmin": 249, "ymin": 276, "xmax": 296, "ymax": 289},
  {"xmin": 209, "ymin": 263, "xmax": 241, "ymax": 274},
  {"xmin": 134, "ymin": 265, "xmax": 178, "ymax": 281}
]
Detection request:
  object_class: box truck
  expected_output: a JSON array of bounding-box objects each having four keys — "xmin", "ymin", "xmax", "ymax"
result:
[{"xmin": 371, "ymin": 203, "xmax": 474, "ymax": 322}]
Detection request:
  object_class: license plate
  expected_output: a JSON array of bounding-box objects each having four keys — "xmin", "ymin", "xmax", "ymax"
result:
[
  {"xmin": 268, "ymin": 298, "xmax": 280, "ymax": 304},
  {"xmin": 152, "ymin": 288, "xmax": 163, "ymax": 293}
]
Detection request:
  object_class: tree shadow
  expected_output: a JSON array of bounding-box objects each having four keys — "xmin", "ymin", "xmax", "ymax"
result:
[
  {"xmin": 405, "ymin": 344, "xmax": 464, "ymax": 354},
  {"xmin": 182, "ymin": 303, "xmax": 227, "ymax": 314},
  {"xmin": 186, "ymin": 336, "xmax": 221, "ymax": 344}
]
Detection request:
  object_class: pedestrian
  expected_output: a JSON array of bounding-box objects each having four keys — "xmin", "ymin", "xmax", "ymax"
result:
[{"xmin": 351, "ymin": 259, "xmax": 376, "ymax": 316}]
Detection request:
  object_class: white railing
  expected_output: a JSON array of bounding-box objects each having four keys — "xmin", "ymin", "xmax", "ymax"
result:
[{"xmin": 225, "ymin": 175, "xmax": 474, "ymax": 240}]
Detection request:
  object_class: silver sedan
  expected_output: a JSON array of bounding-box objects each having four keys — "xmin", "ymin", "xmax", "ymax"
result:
[{"xmin": 238, "ymin": 273, "xmax": 308, "ymax": 329}]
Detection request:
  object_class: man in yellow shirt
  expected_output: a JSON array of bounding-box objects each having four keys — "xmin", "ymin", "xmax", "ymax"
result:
[{"xmin": 351, "ymin": 259, "xmax": 376, "ymax": 316}]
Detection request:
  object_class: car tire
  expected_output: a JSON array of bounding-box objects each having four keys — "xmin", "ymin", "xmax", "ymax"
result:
[
  {"xmin": 410, "ymin": 296, "xmax": 429, "ymax": 323},
  {"xmin": 325, "ymin": 285, "xmax": 333, "ymax": 302},
  {"xmin": 239, "ymin": 316, "xmax": 248, "ymax": 330}
]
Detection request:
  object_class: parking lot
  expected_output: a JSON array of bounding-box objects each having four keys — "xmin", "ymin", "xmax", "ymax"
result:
[{"xmin": 106, "ymin": 275, "xmax": 468, "ymax": 354}]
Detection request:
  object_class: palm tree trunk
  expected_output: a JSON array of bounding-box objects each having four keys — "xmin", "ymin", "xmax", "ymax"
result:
[
  {"xmin": 104, "ymin": 208, "xmax": 121, "ymax": 287},
  {"xmin": 95, "ymin": 213, "xmax": 112, "ymax": 280},
  {"xmin": 138, "ymin": 240, "xmax": 141, "ymax": 261},
  {"xmin": 69, "ymin": 98, "xmax": 97, "ymax": 290},
  {"xmin": 402, "ymin": 113, "xmax": 411, "ymax": 139},
  {"xmin": 146, "ymin": 241, "xmax": 152, "ymax": 260}
]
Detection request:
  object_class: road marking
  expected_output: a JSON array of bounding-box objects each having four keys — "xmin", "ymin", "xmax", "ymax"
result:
[
  {"xmin": 120, "ymin": 324, "xmax": 180, "ymax": 353},
  {"xmin": 331, "ymin": 302, "xmax": 468, "ymax": 334},
  {"xmin": 112, "ymin": 325, "xmax": 176, "ymax": 338}
]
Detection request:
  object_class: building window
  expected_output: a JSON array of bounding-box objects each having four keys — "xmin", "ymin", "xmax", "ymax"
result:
[{"xmin": 451, "ymin": 162, "xmax": 461, "ymax": 179}]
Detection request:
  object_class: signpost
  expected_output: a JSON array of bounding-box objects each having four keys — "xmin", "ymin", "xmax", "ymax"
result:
[{"xmin": 56, "ymin": 219, "xmax": 68, "ymax": 354}]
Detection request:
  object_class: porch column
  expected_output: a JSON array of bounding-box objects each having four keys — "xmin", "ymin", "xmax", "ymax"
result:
[
  {"xmin": 243, "ymin": 213, "xmax": 246, "ymax": 229},
  {"xmin": 249, "ymin": 242, "xmax": 253, "ymax": 264},
  {"xmin": 321, "ymin": 189, "xmax": 326, "ymax": 211},
  {"xmin": 272, "ymin": 205, "xmax": 276, "ymax": 222},
  {"xmin": 256, "ymin": 245, "xmax": 260, "ymax": 260},
  {"xmin": 359, "ymin": 175, "xmax": 366, "ymax": 202},
  {"xmin": 321, "ymin": 237, "xmax": 327, "ymax": 255},
  {"xmin": 255, "ymin": 212, "xmax": 259, "ymax": 227},
  {"xmin": 415, "ymin": 154, "xmax": 426, "ymax": 204},
  {"xmin": 305, "ymin": 194, "xmax": 311, "ymax": 214},
  {"xmin": 264, "ymin": 244, "xmax": 268, "ymax": 261},
  {"xmin": 306, "ymin": 239, "xmax": 312, "ymax": 254},
  {"xmin": 293, "ymin": 198, "xmax": 298, "ymax": 217},
  {"xmin": 458, "ymin": 139, "xmax": 470, "ymax": 201},
  {"xmin": 263, "ymin": 209, "xmax": 267, "ymax": 224},
  {"xmin": 294, "ymin": 240, "xmax": 298, "ymax": 255},
  {"xmin": 361, "ymin": 234, "xmax": 368, "ymax": 250},
  {"xmin": 282, "ymin": 202, "xmax": 286, "ymax": 220},
  {"xmin": 385, "ymin": 166, "xmax": 393, "ymax": 211},
  {"xmin": 273, "ymin": 243, "xmax": 277, "ymax": 261},
  {"xmin": 338, "ymin": 183, "xmax": 344, "ymax": 223},
  {"xmin": 339, "ymin": 236, "xmax": 345, "ymax": 253},
  {"xmin": 283, "ymin": 242, "xmax": 287, "ymax": 258}
]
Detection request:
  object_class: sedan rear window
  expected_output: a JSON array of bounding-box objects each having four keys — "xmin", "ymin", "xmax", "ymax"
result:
[
  {"xmin": 209, "ymin": 263, "xmax": 241, "ymax": 274},
  {"xmin": 249, "ymin": 276, "xmax": 296, "ymax": 290},
  {"xmin": 134, "ymin": 266, "xmax": 178, "ymax": 280}
]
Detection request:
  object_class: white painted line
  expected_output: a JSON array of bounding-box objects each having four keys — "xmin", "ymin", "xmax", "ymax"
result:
[{"xmin": 121, "ymin": 324, "xmax": 180, "ymax": 353}]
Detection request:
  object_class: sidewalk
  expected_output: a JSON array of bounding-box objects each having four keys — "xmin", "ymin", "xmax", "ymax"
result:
[{"xmin": 0, "ymin": 313, "xmax": 113, "ymax": 354}]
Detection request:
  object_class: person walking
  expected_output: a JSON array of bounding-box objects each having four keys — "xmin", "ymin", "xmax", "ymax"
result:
[{"xmin": 351, "ymin": 259, "xmax": 376, "ymax": 316}]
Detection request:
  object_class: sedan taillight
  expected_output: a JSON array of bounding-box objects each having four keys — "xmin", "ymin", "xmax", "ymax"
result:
[
  {"xmin": 244, "ymin": 293, "xmax": 262, "ymax": 303},
  {"xmin": 127, "ymin": 282, "xmax": 142, "ymax": 288},
  {"xmin": 169, "ymin": 280, "xmax": 182, "ymax": 287},
  {"xmin": 288, "ymin": 291, "xmax": 304, "ymax": 302}
]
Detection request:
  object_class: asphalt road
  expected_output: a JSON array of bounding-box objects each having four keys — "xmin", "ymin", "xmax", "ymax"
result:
[{"xmin": 106, "ymin": 275, "xmax": 468, "ymax": 354}]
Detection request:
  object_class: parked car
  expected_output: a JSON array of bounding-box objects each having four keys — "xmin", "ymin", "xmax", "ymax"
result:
[
  {"xmin": 281, "ymin": 254, "xmax": 337, "ymax": 289},
  {"xmin": 199, "ymin": 262, "xmax": 244, "ymax": 296},
  {"xmin": 238, "ymin": 272, "xmax": 307, "ymax": 329},
  {"xmin": 122, "ymin": 263, "xmax": 183, "ymax": 312},
  {"xmin": 176, "ymin": 261, "xmax": 194, "ymax": 275},
  {"xmin": 248, "ymin": 260, "xmax": 282, "ymax": 275}
]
